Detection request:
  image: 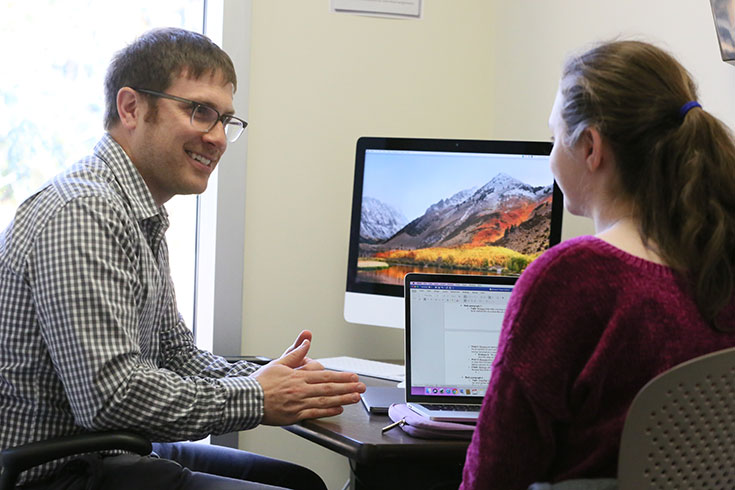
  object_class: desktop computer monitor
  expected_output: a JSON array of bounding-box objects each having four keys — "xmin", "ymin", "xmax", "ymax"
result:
[{"xmin": 344, "ymin": 137, "xmax": 563, "ymax": 328}]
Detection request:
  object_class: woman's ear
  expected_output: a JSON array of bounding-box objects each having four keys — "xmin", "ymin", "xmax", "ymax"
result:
[
  {"xmin": 580, "ymin": 126, "xmax": 604, "ymax": 173},
  {"xmin": 116, "ymin": 87, "xmax": 140, "ymax": 130}
]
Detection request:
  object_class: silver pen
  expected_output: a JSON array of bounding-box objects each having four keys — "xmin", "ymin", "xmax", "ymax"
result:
[{"xmin": 381, "ymin": 417, "xmax": 406, "ymax": 433}]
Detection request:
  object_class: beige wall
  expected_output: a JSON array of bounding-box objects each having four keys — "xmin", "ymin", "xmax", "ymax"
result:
[
  {"xmin": 241, "ymin": 1, "xmax": 498, "ymax": 364},
  {"xmin": 236, "ymin": 1, "xmax": 735, "ymax": 488},
  {"xmin": 488, "ymin": 1, "xmax": 735, "ymax": 240},
  {"xmin": 238, "ymin": 3, "xmax": 497, "ymax": 487}
]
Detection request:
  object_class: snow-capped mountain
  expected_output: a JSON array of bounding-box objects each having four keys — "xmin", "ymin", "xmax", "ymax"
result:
[
  {"xmin": 425, "ymin": 186, "xmax": 478, "ymax": 215},
  {"xmin": 379, "ymin": 173, "xmax": 553, "ymax": 254},
  {"xmin": 360, "ymin": 196, "xmax": 408, "ymax": 242},
  {"xmin": 470, "ymin": 173, "xmax": 540, "ymax": 205}
]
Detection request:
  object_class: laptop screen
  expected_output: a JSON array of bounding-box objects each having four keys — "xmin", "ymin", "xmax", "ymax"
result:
[{"xmin": 405, "ymin": 273, "xmax": 515, "ymax": 404}]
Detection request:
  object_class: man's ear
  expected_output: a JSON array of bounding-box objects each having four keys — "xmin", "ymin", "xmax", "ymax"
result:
[
  {"xmin": 580, "ymin": 126, "xmax": 604, "ymax": 173},
  {"xmin": 116, "ymin": 87, "xmax": 141, "ymax": 130}
]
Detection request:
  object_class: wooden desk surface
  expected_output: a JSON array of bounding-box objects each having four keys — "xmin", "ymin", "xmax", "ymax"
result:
[{"xmin": 284, "ymin": 377, "xmax": 470, "ymax": 466}]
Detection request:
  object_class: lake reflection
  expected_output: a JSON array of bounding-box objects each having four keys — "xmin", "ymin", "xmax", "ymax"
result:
[{"xmin": 357, "ymin": 265, "xmax": 507, "ymax": 286}]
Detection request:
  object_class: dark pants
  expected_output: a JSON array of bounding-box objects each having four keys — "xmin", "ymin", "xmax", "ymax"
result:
[{"xmin": 22, "ymin": 442, "xmax": 327, "ymax": 490}]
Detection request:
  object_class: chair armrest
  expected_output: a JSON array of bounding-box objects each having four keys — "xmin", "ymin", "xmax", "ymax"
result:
[{"xmin": 0, "ymin": 431, "xmax": 151, "ymax": 489}]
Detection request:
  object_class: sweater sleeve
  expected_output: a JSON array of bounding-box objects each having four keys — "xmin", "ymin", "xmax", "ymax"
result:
[
  {"xmin": 461, "ymin": 238, "xmax": 611, "ymax": 489},
  {"xmin": 460, "ymin": 363, "xmax": 556, "ymax": 490}
]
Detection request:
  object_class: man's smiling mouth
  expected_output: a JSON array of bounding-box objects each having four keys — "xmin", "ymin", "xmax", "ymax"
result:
[{"xmin": 186, "ymin": 150, "xmax": 213, "ymax": 167}]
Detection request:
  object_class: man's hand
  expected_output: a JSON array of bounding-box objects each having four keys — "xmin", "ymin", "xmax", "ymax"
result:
[{"xmin": 252, "ymin": 330, "xmax": 366, "ymax": 426}]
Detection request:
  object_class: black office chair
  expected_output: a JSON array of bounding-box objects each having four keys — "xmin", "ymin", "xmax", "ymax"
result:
[{"xmin": 0, "ymin": 431, "xmax": 152, "ymax": 490}]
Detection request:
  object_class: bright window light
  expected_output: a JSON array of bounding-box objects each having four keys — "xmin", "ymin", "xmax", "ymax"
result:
[{"xmin": 0, "ymin": 0, "xmax": 205, "ymax": 332}]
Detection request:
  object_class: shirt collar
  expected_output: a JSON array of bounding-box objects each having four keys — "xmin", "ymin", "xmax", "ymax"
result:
[{"xmin": 93, "ymin": 133, "xmax": 168, "ymax": 224}]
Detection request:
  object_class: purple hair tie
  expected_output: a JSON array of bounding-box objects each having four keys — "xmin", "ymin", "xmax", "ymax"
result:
[{"xmin": 679, "ymin": 101, "xmax": 702, "ymax": 119}]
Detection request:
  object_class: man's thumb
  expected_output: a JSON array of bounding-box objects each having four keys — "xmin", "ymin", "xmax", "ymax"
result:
[{"xmin": 279, "ymin": 339, "xmax": 309, "ymax": 367}]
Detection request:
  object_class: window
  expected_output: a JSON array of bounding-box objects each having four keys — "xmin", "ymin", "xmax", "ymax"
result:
[{"xmin": 0, "ymin": 0, "xmax": 205, "ymax": 331}]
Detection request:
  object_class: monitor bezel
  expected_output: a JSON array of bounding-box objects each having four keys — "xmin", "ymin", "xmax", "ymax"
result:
[{"xmin": 345, "ymin": 136, "xmax": 563, "ymax": 299}]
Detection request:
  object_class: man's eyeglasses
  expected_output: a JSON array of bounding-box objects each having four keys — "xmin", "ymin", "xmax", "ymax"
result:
[{"xmin": 132, "ymin": 88, "xmax": 247, "ymax": 143}]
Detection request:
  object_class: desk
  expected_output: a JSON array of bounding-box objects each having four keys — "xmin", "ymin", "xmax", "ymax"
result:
[{"xmin": 284, "ymin": 377, "xmax": 469, "ymax": 490}]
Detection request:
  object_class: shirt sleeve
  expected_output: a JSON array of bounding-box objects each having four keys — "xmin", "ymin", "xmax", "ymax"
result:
[
  {"xmin": 30, "ymin": 196, "xmax": 263, "ymax": 441},
  {"xmin": 156, "ymin": 291, "xmax": 259, "ymax": 380}
]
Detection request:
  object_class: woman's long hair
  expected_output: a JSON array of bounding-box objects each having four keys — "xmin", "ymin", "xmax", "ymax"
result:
[{"xmin": 560, "ymin": 40, "xmax": 735, "ymax": 330}]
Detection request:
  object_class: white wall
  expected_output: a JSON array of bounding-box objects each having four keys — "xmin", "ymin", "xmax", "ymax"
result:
[{"xmin": 233, "ymin": 1, "xmax": 735, "ymax": 488}]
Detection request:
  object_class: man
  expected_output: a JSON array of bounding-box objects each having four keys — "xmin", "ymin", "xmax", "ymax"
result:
[{"xmin": 0, "ymin": 27, "xmax": 365, "ymax": 489}]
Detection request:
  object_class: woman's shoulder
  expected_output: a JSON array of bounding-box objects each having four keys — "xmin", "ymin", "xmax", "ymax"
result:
[
  {"xmin": 544, "ymin": 234, "xmax": 620, "ymax": 257},
  {"xmin": 511, "ymin": 235, "xmax": 650, "ymax": 309},
  {"xmin": 523, "ymin": 235, "xmax": 613, "ymax": 278},
  {"xmin": 510, "ymin": 235, "xmax": 678, "ymax": 322},
  {"xmin": 530, "ymin": 235, "xmax": 674, "ymax": 279}
]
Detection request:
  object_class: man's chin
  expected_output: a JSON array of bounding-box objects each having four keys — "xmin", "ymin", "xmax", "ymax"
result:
[{"xmin": 189, "ymin": 178, "xmax": 210, "ymax": 196}]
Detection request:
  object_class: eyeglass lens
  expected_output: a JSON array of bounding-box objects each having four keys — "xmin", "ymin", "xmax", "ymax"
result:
[
  {"xmin": 190, "ymin": 105, "xmax": 244, "ymax": 142},
  {"xmin": 224, "ymin": 122, "xmax": 244, "ymax": 142}
]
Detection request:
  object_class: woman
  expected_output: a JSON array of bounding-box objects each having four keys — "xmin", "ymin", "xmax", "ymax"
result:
[{"xmin": 460, "ymin": 40, "xmax": 735, "ymax": 489}]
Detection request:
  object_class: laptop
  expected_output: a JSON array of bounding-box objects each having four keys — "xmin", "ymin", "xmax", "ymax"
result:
[{"xmin": 404, "ymin": 272, "xmax": 516, "ymax": 422}]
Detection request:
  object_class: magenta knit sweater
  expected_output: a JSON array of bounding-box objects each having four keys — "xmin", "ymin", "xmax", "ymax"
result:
[{"xmin": 460, "ymin": 236, "xmax": 735, "ymax": 490}]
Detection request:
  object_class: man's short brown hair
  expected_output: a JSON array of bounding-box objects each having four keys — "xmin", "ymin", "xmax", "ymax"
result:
[{"xmin": 103, "ymin": 27, "xmax": 237, "ymax": 130}]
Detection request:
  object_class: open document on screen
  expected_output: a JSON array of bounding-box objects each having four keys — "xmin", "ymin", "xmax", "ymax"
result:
[
  {"xmin": 404, "ymin": 273, "xmax": 515, "ymax": 421},
  {"xmin": 409, "ymin": 280, "xmax": 509, "ymax": 394}
]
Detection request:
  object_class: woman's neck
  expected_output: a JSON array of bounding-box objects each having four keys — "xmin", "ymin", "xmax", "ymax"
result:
[{"xmin": 595, "ymin": 217, "xmax": 666, "ymax": 265}]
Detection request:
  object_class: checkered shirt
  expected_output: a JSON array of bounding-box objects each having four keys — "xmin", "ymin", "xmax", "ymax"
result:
[{"xmin": 0, "ymin": 134, "xmax": 263, "ymax": 485}]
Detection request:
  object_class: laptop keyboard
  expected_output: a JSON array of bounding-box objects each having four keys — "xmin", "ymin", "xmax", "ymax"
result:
[{"xmin": 421, "ymin": 403, "xmax": 481, "ymax": 412}]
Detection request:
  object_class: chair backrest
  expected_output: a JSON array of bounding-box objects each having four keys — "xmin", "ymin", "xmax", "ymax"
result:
[{"xmin": 618, "ymin": 346, "xmax": 735, "ymax": 490}]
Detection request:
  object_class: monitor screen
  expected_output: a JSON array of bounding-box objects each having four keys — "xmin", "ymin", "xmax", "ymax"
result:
[{"xmin": 344, "ymin": 137, "xmax": 563, "ymax": 328}]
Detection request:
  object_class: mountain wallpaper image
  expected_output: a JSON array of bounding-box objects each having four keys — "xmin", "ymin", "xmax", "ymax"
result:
[{"xmin": 358, "ymin": 173, "xmax": 553, "ymax": 284}]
